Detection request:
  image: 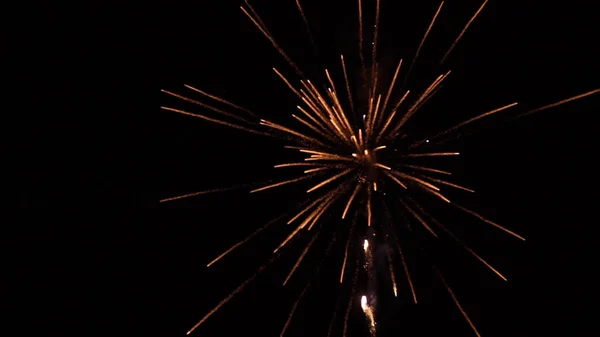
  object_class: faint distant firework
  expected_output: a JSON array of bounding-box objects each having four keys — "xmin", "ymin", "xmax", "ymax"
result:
[{"xmin": 160, "ymin": 0, "xmax": 598, "ymax": 336}]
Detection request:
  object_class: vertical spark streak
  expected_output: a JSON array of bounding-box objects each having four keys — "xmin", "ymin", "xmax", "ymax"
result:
[
  {"xmin": 340, "ymin": 213, "xmax": 357, "ymax": 283},
  {"xmin": 384, "ymin": 238, "xmax": 398, "ymax": 297},
  {"xmin": 340, "ymin": 55, "xmax": 356, "ymax": 115},
  {"xmin": 295, "ymin": 0, "xmax": 319, "ymax": 57}
]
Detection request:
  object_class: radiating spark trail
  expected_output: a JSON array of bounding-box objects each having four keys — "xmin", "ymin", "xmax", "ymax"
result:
[
  {"xmin": 307, "ymin": 168, "xmax": 353, "ymax": 193},
  {"xmin": 160, "ymin": 106, "xmax": 270, "ymax": 137},
  {"xmin": 404, "ymin": 1, "xmax": 444, "ymax": 83},
  {"xmin": 423, "ymin": 212, "xmax": 507, "ymax": 280},
  {"xmin": 410, "ymin": 101, "xmax": 519, "ymax": 148},
  {"xmin": 513, "ymin": 88, "xmax": 600, "ymax": 119},
  {"xmin": 283, "ymin": 228, "xmax": 321, "ymax": 286},
  {"xmin": 453, "ymin": 203, "xmax": 526, "ymax": 241},
  {"xmin": 400, "ymin": 198, "xmax": 437, "ymax": 237},
  {"xmin": 241, "ymin": 5, "xmax": 304, "ymax": 78},
  {"xmin": 160, "ymin": 186, "xmax": 241, "ymax": 203},
  {"xmin": 186, "ymin": 250, "xmax": 287, "ymax": 335},
  {"xmin": 436, "ymin": 268, "xmax": 482, "ymax": 337},
  {"xmin": 397, "ymin": 236, "xmax": 417, "ymax": 303},
  {"xmin": 207, "ymin": 215, "xmax": 285, "ymax": 267},
  {"xmin": 183, "ymin": 84, "xmax": 260, "ymax": 119},
  {"xmin": 251, "ymin": 175, "xmax": 314, "ymax": 193},
  {"xmin": 404, "ymin": 152, "xmax": 460, "ymax": 157},
  {"xmin": 440, "ymin": 0, "xmax": 489, "ymax": 65},
  {"xmin": 384, "ymin": 243, "xmax": 398, "ymax": 297},
  {"xmin": 281, "ymin": 232, "xmax": 336, "ymax": 336},
  {"xmin": 357, "ymin": 0, "xmax": 365, "ymax": 77},
  {"xmin": 161, "ymin": 89, "xmax": 251, "ymax": 124},
  {"xmin": 340, "ymin": 55, "xmax": 355, "ymax": 115},
  {"xmin": 421, "ymin": 175, "xmax": 475, "ymax": 193},
  {"xmin": 401, "ymin": 164, "xmax": 452, "ymax": 176},
  {"xmin": 340, "ymin": 214, "xmax": 357, "ymax": 283},
  {"xmin": 295, "ymin": 0, "xmax": 319, "ymax": 57}
]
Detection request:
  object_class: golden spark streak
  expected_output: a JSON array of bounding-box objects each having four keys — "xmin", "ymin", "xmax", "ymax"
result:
[
  {"xmin": 186, "ymin": 252, "xmax": 282, "ymax": 335},
  {"xmin": 288, "ymin": 192, "xmax": 334, "ymax": 225},
  {"xmin": 161, "ymin": 90, "xmax": 251, "ymax": 123},
  {"xmin": 295, "ymin": 0, "xmax": 318, "ymax": 57},
  {"xmin": 405, "ymin": 1, "xmax": 444, "ymax": 82},
  {"xmin": 389, "ymin": 71, "xmax": 450, "ymax": 136},
  {"xmin": 251, "ymin": 175, "xmax": 312, "ymax": 193},
  {"xmin": 395, "ymin": 171, "xmax": 440, "ymax": 191},
  {"xmin": 376, "ymin": 90, "xmax": 410, "ymax": 144},
  {"xmin": 160, "ymin": 106, "xmax": 269, "ymax": 137},
  {"xmin": 307, "ymin": 169, "xmax": 353, "ymax": 193},
  {"xmin": 405, "ymin": 152, "xmax": 460, "ymax": 157},
  {"xmin": 183, "ymin": 84, "xmax": 259, "ymax": 119},
  {"xmin": 453, "ymin": 203, "xmax": 526, "ymax": 241},
  {"xmin": 371, "ymin": 0, "xmax": 381, "ymax": 91},
  {"xmin": 396, "ymin": 236, "xmax": 417, "ymax": 303},
  {"xmin": 357, "ymin": 0, "xmax": 365, "ymax": 74},
  {"xmin": 340, "ymin": 214, "xmax": 357, "ymax": 283},
  {"xmin": 292, "ymin": 114, "xmax": 333, "ymax": 140},
  {"xmin": 207, "ymin": 215, "xmax": 283, "ymax": 267},
  {"xmin": 440, "ymin": 0, "xmax": 489, "ymax": 65},
  {"xmin": 308, "ymin": 187, "xmax": 345, "ymax": 230},
  {"xmin": 297, "ymin": 105, "xmax": 332, "ymax": 136},
  {"xmin": 160, "ymin": 186, "xmax": 239, "ymax": 203},
  {"xmin": 367, "ymin": 189, "xmax": 372, "ymax": 227},
  {"xmin": 273, "ymin": 68, "xmax": 303, "ymax": 99},
  {"xmin": 380, "ymin": 59, "xmax": 403, "ymax": 120},
  {"xmin": 400, "ymin": 199, "xmax": 437, "ymax": 237},
  {"xmin": 384, "ymin": 241, "xmax": 398, "ymax": 297},
  {"xmin": 260, "ymin": 119, "xmax": 327, "ymax": 146},
  {"xmin": 241, "ymin": 6, "xmax": 304, "ymax": 77},
  {"xmin": 283, "ymin": 229, "xmax": 321, "ymax": 286},
  {"xmin": 425, "ymin": 188, "xmax": 451, "ymax": 203},
  {"xmin": 383, "ymin": 171, "xmax": 408, "ymax": 189},
  {"xmin": 274, "ymin": 162, "xmax": 324, "ymax": 168},
  {"xmin": 402, "ymin": 164, "xmax": 452, "ymax": 175},
  {"xmin": 280, "ymin": 283, "xmax": 310, "ymax": 337},
  {"xmin": 373, "ymin": 145, "xmax": 386, "ymax": 152},
  {"xmin": 422, "ymin": 176, "xmax": 475, "ymax": 193},
  {"xmin": 425, "ymin": 213, "xmax": 506, "ymax": 280},
  {"xmin": 515, "ymin": 88, "xmax": 600, "ymax": 119},
  {"xmin": 304, "ymin": 167, "xmax": 332, "ymax": 173},
  {"xmin": 374, "ymin": 163, "xmax": 391, "ymax": 170},
  {"xmin": 437, "ymin": 270, "xmax": 482, "ymax": 337},
  {"xmin": 343, "ymin": 183, "xmax": 362, "ymax": 219},
  {"xmin": 243, "ymin": 0, "xmax": 271, "ymax": 35},
  {"xmin": 340, "ymin": 55, "xmax": 355, "ymax": 114}
]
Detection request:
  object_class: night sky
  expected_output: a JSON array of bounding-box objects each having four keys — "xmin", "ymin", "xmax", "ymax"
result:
[{"xmin": 11, "ymin": 0, "xmax": 598, "ymax": 336}]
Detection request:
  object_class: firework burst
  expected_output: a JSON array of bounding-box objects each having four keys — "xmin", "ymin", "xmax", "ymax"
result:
[{"xmin": 161, "ymin": 0, "xmax": 598, "ymax": 336}]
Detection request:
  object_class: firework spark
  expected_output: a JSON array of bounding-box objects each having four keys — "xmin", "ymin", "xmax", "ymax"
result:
[{"xmin": 161, "ymin": 0, "xmax": 598, "ymax": 336}]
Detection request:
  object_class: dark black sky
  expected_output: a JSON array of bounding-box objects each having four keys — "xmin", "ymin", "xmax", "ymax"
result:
[{"xmin": 10, "ymin": 0, "xmax": 599, "ymax": 336}]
